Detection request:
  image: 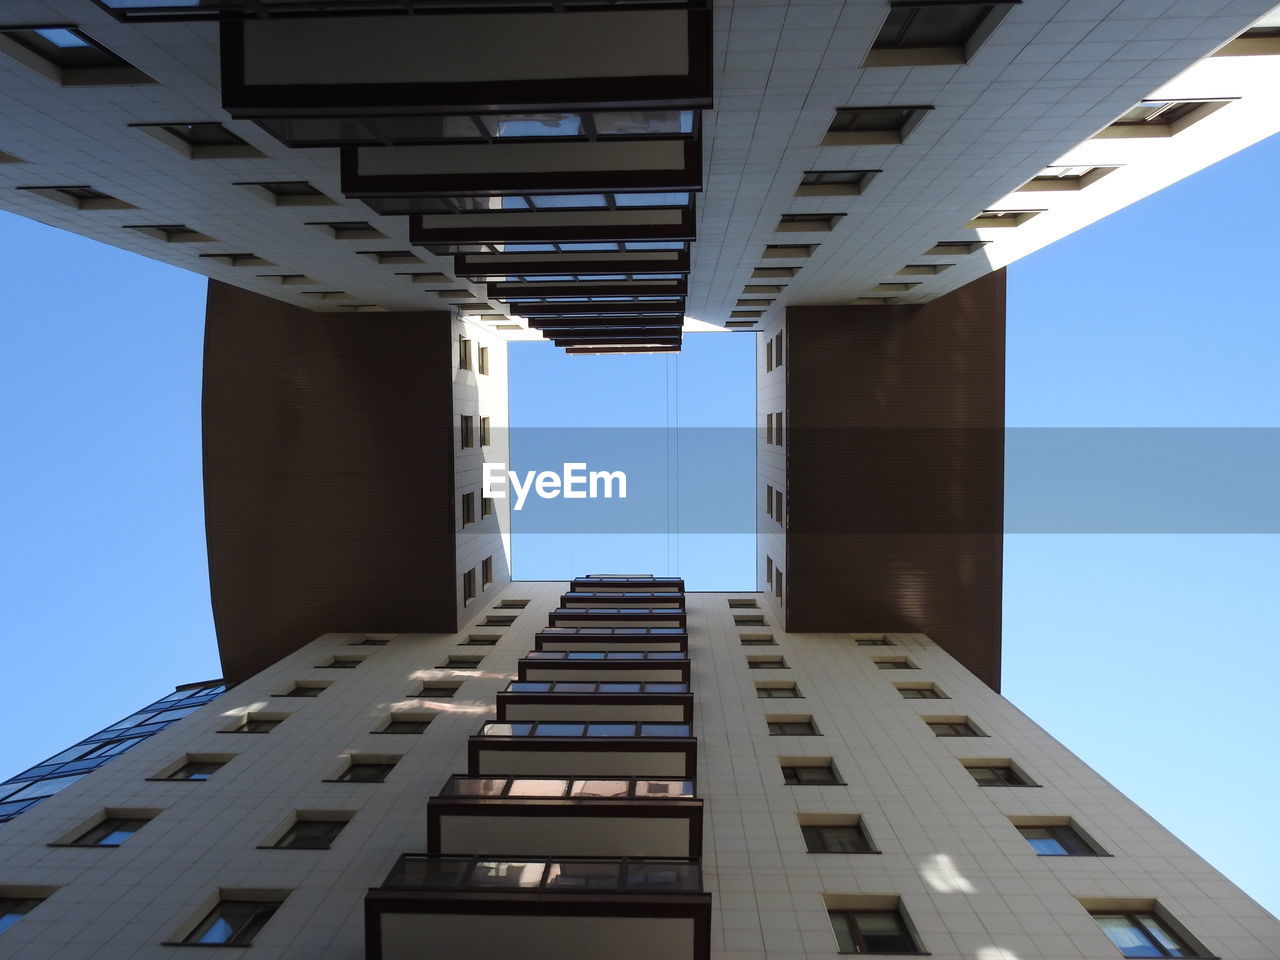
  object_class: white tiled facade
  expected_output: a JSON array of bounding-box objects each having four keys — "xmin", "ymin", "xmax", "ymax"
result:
[
  {"xmin": 2, "ymin": 585, "xmax": 1277, "ymax": 958},
  {"xmin": 2, "ymin": 1, "xmax": 1280, "ymax": 333}
]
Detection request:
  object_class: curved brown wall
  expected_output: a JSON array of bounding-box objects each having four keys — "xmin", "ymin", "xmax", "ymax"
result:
[
  {"xmin": 784, "ymin": 270, "xmax": 1005, "ymax": 689},
  {"xmin": 202, "ymin": 281, "xmax": 457, "ymax": 684}
]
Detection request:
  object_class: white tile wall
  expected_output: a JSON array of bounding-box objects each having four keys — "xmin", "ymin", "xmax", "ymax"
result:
[{"xmin": 3, "ymin": 584, "xmax": 1276, "ymax": 958}]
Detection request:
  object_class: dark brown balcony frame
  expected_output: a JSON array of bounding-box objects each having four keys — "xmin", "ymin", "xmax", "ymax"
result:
[
  {"xmin": 468, "ymin": 732, "xmax": 698, "ymax": 780},
  {"xmin": 407, "ymin": 206, "xmax": 696, "ymax": 246},
  {"xmin": 518, "ymin": 656, "xmax": 691, "ymax": 684},
  {"xmin": 221, "ymin": 7, "xmax": 713, "ymax": 117},
  {"xmin": 496, "ymin": 690, "xmax": 694, "ymax": 724},
  {"xmin": 560, "ymin": 592, "xmax": 686, "ymax": 605},
  {"xmin": 366, "ymin": 873, "xmax": 711, "ymax": 960},
  {"xmin": 549, "ymin": 608, "xmax": 687, "ymax": 627},
  {"xmin": 455, "ymin": 249, "xmax": 690, "ymax": 278},
  {"xmin": 520, "ymin": 300, "xmax": 686, "ymax": 318},
  {"xmin": 490, "ymin": 279, "xmax": 688, "ymax": 300},
  {"xmin": 535, "ymin": 629, "xmax": 688, "ymax": 653},
  {"xmin": 566, "ymin": 345, "xmax": 681, "ymax": 354},
  {"xmin": 552, "ymin": 339, "xmax": 683, "ymax": 350},
  {"xmin": 573, "ymin": 577, "xmax": 685, "ymax": 591},
  {"xmin": 427, "ymin": 795, "xmax": 703, "ymax": 858},
  {"xmin": 341, "ymin": 139, "xmax": 702, "ymax": 198}
]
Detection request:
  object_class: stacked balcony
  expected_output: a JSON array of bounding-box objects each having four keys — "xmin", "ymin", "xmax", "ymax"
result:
[
  {"xmin": 202, "ymin": 1, "xmax": 713, "ymax": 354},
  {"xmin": 365, "ymin": 574, "xmax": 709, "ymax": 960}
]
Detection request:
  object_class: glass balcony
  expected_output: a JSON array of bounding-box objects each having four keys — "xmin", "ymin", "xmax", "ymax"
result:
[
  {"xmin": 382, "ymin": 855, "xmax": 702, "ymax": 894},
  {"xmin": 524, "ymin": 650, "xmax": 685, "ymax": 661},
  {"xmin": 548, "ymin": 608, "xmax": 687, "ymax": 628},
  {"xmin": 505, "ymin": 681, "xmax": 688, "ymax": 694},
  {"xmin": 439, "ymin": 775, "xmax": 695, "ymax": 799},
  {"xmin": 538, "ymin": 627, "xmax": 686, "ymax": 636},
  {"xmin": 478, "ymin": 721, "xmax": 691, "ymax": 738}
]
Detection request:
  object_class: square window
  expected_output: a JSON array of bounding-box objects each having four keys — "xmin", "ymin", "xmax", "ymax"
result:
[
  {"xmin": 0, "ymin": 892, "xmax": 50, "ymax": 934},
  {"xmin": 123, "ymin": 223, "xmax": 213, "ymax": 243},
  {"xmin": 774, "ymin": 569, "xmax": 784, "ymax": 600},
  {"xmin": 865, "ymin": 3, "xmax": 1007, "ymax": 67},
  {"xmin": 132, "ymin": 122, "xmax": 263, "ymax": 159},
  {"xmin": 740, "ymin": 634, "xmax": 776, "ymax": 646},
  {"xmin": 0, "ymin": 26, "xmax": 153, "ymax": 86},
  {"xmin": 728, "ymin": 598, "xmax": 758, "ymax": 609},
  {"xmin": 964, "ymin": 760, "xmax": 1033, "ymax": 787},
  {"xmin": 481, "ymin": 496, "xmax": 494, "ymax": 518},
  {"xmin": 924, "ymin": 717, "xmax": 984, "ymax": 737},
  {"xmin": 460, "ymin": 415, "xmax": 475, "ymax": 449},
  {"xmin": 829, "ymin": 905, "xmax": 921, "ymax": 954},
  {"xmin": 478, "ymin": 346, "xmax": 489, "ymax": 374},
  {"xmin": 781, "ymin": 759, "xmax": 842, "ymax": 785},
  {"xmin": 463, "ymin": 569, "xmax": 477, "ymax": 604},
  {"xmin": 1084, "ymin": 903, "xmax": 1208, "ymax": 959},
  {"xmin": 334, "ymin": 759, "xmax": 397, "ymax": 783},
  {"xmin": 319, "ymin": 656, "xmax": 362, "ymax": 669},
  {"xmin": 763, "ymin": 243, "xmax": 816, "ymax": 258},
  {"xmin": 801, "ymin": 818, "xmax": 874, "ymax": 854},
  {"xmin": 381, "ymin": 717, "xmax": 433, "ymax": 734},
  {"xmin": 308, "ymin": 220, "xmax": 385, "ymax": 240},
  {"xmin": 874, "ymin": 658, "xmax": 917, "ymax": 670},
  {"xmin": 497, "ymin": 599, "xmax": 528, "ymax": 609},
  {"xmin": 748, "ymin": 657, "xmax": 787, "ymax": 670},
  {"xmin": 1018, "ymin": 165, "xmax": 1118, "ymax": 192},
  {"xmin": 229, "ymin": 713, "xmax": 285, "ymax": 733},
  {"xmin": 482, "ymin": 556, "xmax": 494, "ymax": 588},
  {"xmin": 856, "ymin": 637, "xmax": 893, "ymax": 646},
  {"xmin": 1013, "ymin": 819, "xmax": 1104, "ymax": 856},
  {"xmin": 480, "ymin": 417, "xmax": 491, "ymax": 446},
  {"xmin": 161, "ymin": 757, "xmax": 227, "ymax": 781},
  {"xmin": 797, "ymin": 169, "xmax": 879, "ymax": 197},
  {"xmin": 181, "ymin": 897, "xmax": 284, "ymax": 946},
  {"xmin": 767, "ymin": 716, "xmax": 818, "ymax": 736},
  {"xmin": 777, "ymin": 213, "xmax": 844, "ymax": 232},
  {"xmin": 965, "ymin": 209, "xmax": 1042, "ymax": 228},
  {"xmin": 237, "ymin": 180, "xmax": 332, "ymax": 206},
  {"xmin": 277, "ymin": 682, "xmax": 328, "ymax": 698},
  {"xmin": 16, "ymin": 184, "xmax": 133, "ymax": 210},
  {"xmin": 69, "ymin": 813, "xmax": 154, "ymax": 846},
  {"xmin": 461, "ymin": 492, "xmax": 476, "ymax": 527},
  {"xmin": 823, "ymin": 107, "xmax": 931, "ymax": 146},
  {"xmin": 925, "ymin": 240, "xmax": 987, "ymax": 256},
  {"xmin": 756, "ymin": 683, "xmax": 801, "ymax": 699},
  {"xmin": 1098, "ymin": 100, "xmax": 1228, "ymax": 138},
  {"xmin": 418, "ymin": 682, "xmax": 462, "ymax": 699},
  {"xmin": 483, "ymin": 615, "xmax": 516, "ymax": 626},
  {"xmin": 895, "ymin": 684, "xmax": 946, "ymax": 699},
  {"xmin": 443, "ymin": 656, "xmax": 483, "ymax": 669},
  {"xmin": 271, "ymin": 816, "xmax": 349, "ymax": 849},
  {"xmin": 464, "ymin": 634, "xmax": 501, "ymax": 646},
  {"xmin": 459, "ymin": 335, "xmax": 472, "ymax": 370},
  {"xmin": 735, "ymin": 615, "xmax": 767, "ymax": 626}
]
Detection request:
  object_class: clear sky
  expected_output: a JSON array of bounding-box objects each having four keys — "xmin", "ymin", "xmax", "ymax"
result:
[{"xmin": 1, "ymin": 132, "xmax": 1277, "ymax": 918}]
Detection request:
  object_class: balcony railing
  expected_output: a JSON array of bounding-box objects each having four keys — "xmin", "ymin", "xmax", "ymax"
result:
[
  {"xmin": 479, "ymin": 721, "xmax": 691, "ymax": 738},
  {"xmin": 439, "ymin": 774, "xmax": 695, "ymax": 799},
  {"xmin": 538, "ymin": 627, "xmax": 686, "ymax": 636},
  {"xmin": 561, "ymin": 592, "xmax": 686, "ymax": 603},
  {"xmin": 381, "ymin": 855, "xmax": 702, "ymax": 894},
  {"xmin": 525, "ymin": 650, "xmax": 685, "ymax": 661},
  {"xmin": 506, "ymin": 681, "xmax": 688, "ymax": 694}
]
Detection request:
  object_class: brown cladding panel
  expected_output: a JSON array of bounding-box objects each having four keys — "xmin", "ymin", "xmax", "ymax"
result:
[
  {"xmin": 203, "ymin": 281, "xmax": 457, "ymax": 684},
  {"xmin": 784, "ymin": 270, "xmax": 1005, "ymax": 689}
]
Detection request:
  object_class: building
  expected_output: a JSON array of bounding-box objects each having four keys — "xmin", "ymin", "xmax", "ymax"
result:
[{"xmin": 3, "ymin": 0, "xmax": 1280, "ymax": 958}]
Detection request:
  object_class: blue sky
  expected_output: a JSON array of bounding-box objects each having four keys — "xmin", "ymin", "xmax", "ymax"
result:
[{"xmin": 1, "ymin": 131, "xmax": 1278, "ymax": 916}]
